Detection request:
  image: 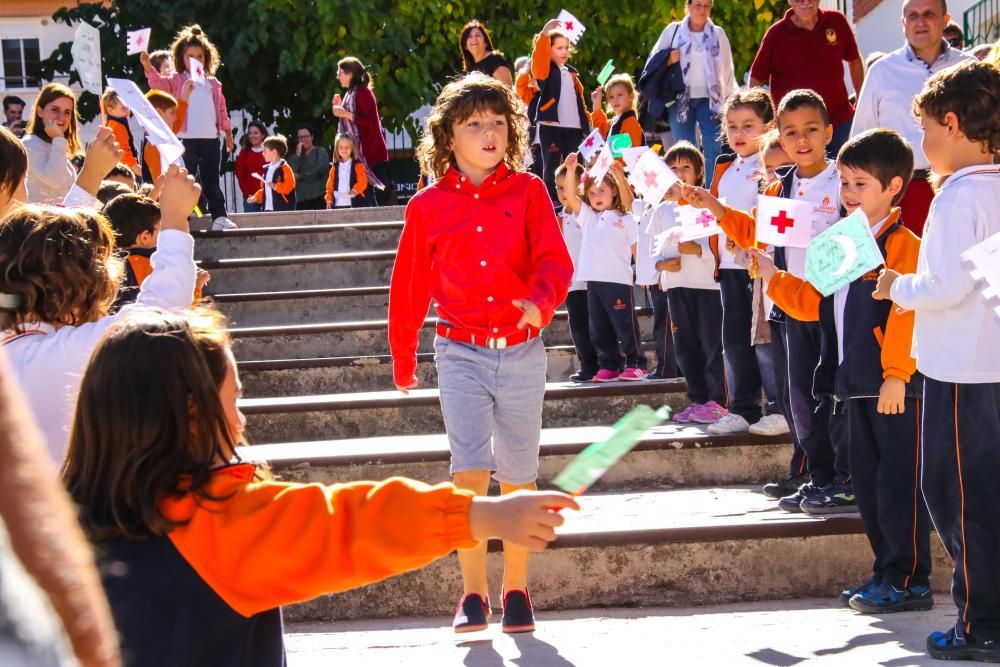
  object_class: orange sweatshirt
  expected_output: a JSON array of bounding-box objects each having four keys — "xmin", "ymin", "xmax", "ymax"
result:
[
  {"xmin": 324, "ymin": 159, "xmax": 368, "ymax": 203},
  {"xmin": 590, "ymin": 108, "xmax": 643, "ymax": 148},
  {"xmin": 143, "ymin": 101, "xmax": 189, "ymax": 182}
]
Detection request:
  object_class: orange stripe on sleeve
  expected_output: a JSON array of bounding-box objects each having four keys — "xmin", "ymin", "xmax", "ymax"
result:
[
  {"xmin": 621, "ymin": 116, "xmax": 643, "ymax": 149},
  {"xmin": 354, "ymin": 162, "xmax": 368, "ymax": 196},
  {"xmin": 273, "ymin": 164, "xmax": 296, "ymax": 196},
  {"xmin": 591, "ymin": 109, "xmax": 610, "ymax": 139},
  {"xmin": 110, "ymin": 121, "xmax": 139, "ymax": 172},
  {"xmin": 531, "ymin": 33, "xmax": 551, "ymax": 82},
  {"xmin": 765, "ymin": 270, "xmax": 821, "ymax": 322},
  {"xmin": 881, "ymin": 220, "xmax": 920, "ymax": 382}
]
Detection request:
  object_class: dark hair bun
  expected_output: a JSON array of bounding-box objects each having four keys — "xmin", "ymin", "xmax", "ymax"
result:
[{"xmin": 190, "ymin": 25, "xmax": 203, "ymax": 35}]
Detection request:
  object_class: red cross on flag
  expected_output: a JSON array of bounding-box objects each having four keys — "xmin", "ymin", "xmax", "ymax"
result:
[
  {"xmin": 556, "ymin": 9, "xmax": 586, "ymax": 44},
  {"xmin": 754, "ymin": 195, "xmax": 814, "ymax": 248},
  {"xmin": 577, "ymin": 127, "xmax": 605, "ymax": 163},
  {"xmin": 189, "ymin": 56, "xmax": 206, "ymax": 83},
  {"xmin": 627, "ymin": 150, "xmax": 678, "ymax": 206},
  {"xmin": 586, "ymin": 142, "xmax": 615, "ymax": 188},
  {"xmin": 126, "ymin": 28, "xmax": 151, "ymax": 56},
  {"xmin": 677, "ymin": 203, "xmax": 723, "ymax": 241}
]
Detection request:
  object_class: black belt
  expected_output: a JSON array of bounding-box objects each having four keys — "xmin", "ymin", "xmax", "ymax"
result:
[{"xmin": 913, "ymin": 169, "xmax": 931, "ymax": 180}]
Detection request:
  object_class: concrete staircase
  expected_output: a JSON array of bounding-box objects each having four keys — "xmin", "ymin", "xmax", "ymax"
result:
[{"xmin": 195, "ymin": 208, "xmax": 951, "ymax": 624}]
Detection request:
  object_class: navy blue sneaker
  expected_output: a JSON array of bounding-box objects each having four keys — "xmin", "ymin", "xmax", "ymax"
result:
[
  {"xmin": 778, "ymin": 482, "xmax": 824, "ymax": 513},
  {"xmin": 763, "ymin": 473, "xmax": 809, "ymax": 500},
  {"xmin": 501, "ymin": 589, "xmax": 535, "ymax": 633},
  {"xmin": 569, "ymin": 370, "xmax": 596, "ymax": 383},
  {"xmin": 453, "ymin": 593, "xmax": 490, "ymax": 633},
  {"xmin": 840, "ymin": 578, "xmax": 878, "ymax": 607},
  {"xmin": 927, "ymin": 625, "xmax": 1000, "ymax": 662},
  {"xmin": 800, "ymin": 482, "xmax": 858, "ymax": 515},
  {"xmin": 849, "ymin": 582, "xmax": 934, "ymax": 613}
]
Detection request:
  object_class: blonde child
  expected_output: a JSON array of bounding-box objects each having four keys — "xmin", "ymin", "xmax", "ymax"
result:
[
  {"xmin": 65, "ymin": 307, "xmax": 577, "ymax": 666},
  {"xmin": 590, "ymin": 73, "xmax": 644, "ymax": 148},
  {"xmin": 100, "ymin": 87, "xmax": 139, "ymax": 177},
  {"xmin": 325, "ymin": 133, "xmax": 368, "ymax": 209},
  {"xmin": 561, "ymin": 154, "xmax": 645, "ymax": 381},
  {"xmin": 141, "ymin": 24, "xmax": 236, "ymax": 230}
]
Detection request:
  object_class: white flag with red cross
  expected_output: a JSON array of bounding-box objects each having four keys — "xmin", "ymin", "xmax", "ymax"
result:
[
  {"xmin": 586, "ymin": 142, "xmax": 615, "ymax": 189},
  {"xmin": 556, "ymin": 9, "xmax": 586, "ymax": 44},
  {"xmin": 578, "ymin": 128, "xmax": 605, "ymax": 163},
  {"xmin": 126, "ymin": 28, "xmax": 151, "ymax": 55},
  {"xmin": 754, "ymin": 195, "xmax": 815, "ymax": 248},
  {"xmin": 627, "ymin": 150, "xmax": 679, "ymax": 206},
  {"xmin": 188, "ymin": 56, "xmax": 206, "ymax": 82},
  {"xmin": 678, "ymin": 200, "xmax": 724, "ymax": 241}
]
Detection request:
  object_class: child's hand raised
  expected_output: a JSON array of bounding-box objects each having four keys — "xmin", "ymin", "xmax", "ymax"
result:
[
  {"xmin": 469, "ymin": 490, "xmax": 580, "ymax": 550},
  {"xmin": 564, "ymin": 153, "xmax": 578, "ymax": 170},
  {"xmin": 75, "ymin": 127, "xmax": 124, "ymax": 196},
  {"xmin": 158, "ymin": 165, "xmax": 202, "ymax": 231},
  {"xmin": 591, "ymin": 87, "xmax": 603, "ymax": 108},
  {"xmin": 750, "ymin": 249, "xmax": 778, "ymax": 283},
  {"xmin": 542, "ymin": 19, "xmax": 562, "ymax": 34},
  {"xmin": 180, "ymin": 79, "xmax": 195, "ymax": 101}
]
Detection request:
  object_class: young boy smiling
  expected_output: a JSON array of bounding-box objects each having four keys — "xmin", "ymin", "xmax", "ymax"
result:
[{"xmin": 388, "ymin": 73, "xmax": 573, "ymax": 635}]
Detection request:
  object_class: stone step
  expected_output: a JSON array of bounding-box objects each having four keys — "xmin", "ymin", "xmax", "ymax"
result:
[
  {"xmin": 238, "ymin": 424, "xmax": 792, "ymax": 492},
  {"xmin": 189, "ymin": 206, "xmax": 406, "ymax": 231},
  {"xmin": 279, "ymin": 486, "xmax": 952, "ymax": 623},
  {"xmin": 229, "ymin": 309, "xmax": 654, "ymax": 361},
  {"xmin": 240, "ymin": 379, "xmax": 685, "ymax": 442},
  {"xmin": 210, "ymin": 286, "xmax": 394, "ymax": 328},
  {"xmin": 192, "ymin": 221, "xmax": 403, "ymax": 259},
  {"xmin": 198, "ymin": 250, "xmax": 397, "ymax": 293}
]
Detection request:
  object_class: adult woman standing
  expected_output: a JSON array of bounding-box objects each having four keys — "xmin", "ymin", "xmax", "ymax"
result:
[
  {"xmin": 331, "ymin": 58, "xmax": 390, "ymax": 206},
  {"xmin": 649, "ymin": 0, "xmax": 737, "ymax": 184},
  {"xmin": 287, "ymin": 124, "xmax": 331, "ymax": 210},
  {"xmin": 234, "ymin": 121, "xmax": 267, "ymax": 212},
  {"xmin": 460, "ymin": 20, "xmax": 513, "ymax": 86},
  {"xmin": 22, "ymin": 83, "xmax": 80, "ymax": 204}
]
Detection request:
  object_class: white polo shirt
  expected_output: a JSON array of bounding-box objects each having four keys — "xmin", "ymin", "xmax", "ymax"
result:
[
  {"xmin": 559, "ymin": 209, "xmax": 587, "ymax": 291},
  {"xmin": 851, "ymin": 41, "xmax": 973, "ymax": 170},
  {"xmin": 717, "ymin": 153, "xmax": 764, "ymax": 271},
  {"xmin": 633, "ymin": 200, "xmax": 665, "ymax": 286},
  {"xmin": 575, "ymin": 204, "xmax": 639, "ymax": 286},
  {"xmin": 785, "ymin": 162, "xmax": 842, "ymax": 279},
  {"xmin": 650, "ymin": 201, "xmax": 719, "ymax": 292}
]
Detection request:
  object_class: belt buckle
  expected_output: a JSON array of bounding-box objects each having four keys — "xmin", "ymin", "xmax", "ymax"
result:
[{"xmin": 487, "ymin": 336, "xmax": 507, "ymax": 350}]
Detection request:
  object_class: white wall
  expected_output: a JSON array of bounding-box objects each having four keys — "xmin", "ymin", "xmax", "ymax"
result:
[{"xmin": 855, "ymin": 0, "xmax": 982, "ymax": 58}]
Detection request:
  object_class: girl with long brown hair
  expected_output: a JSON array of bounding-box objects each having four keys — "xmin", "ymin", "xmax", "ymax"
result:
[{"xmin": 23, "ymin": 83, "xmax": 80, "ymax": 203}]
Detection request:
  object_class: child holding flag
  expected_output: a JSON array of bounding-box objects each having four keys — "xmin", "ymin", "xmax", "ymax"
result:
[{"xmin": 590, "ymin": 74, "xmax": 644, "ymax": 148}]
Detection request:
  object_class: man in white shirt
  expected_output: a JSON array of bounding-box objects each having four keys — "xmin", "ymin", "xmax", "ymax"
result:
[{"xmin": 850, "ymin": 0, "xmax": 973, "ymax": 236}]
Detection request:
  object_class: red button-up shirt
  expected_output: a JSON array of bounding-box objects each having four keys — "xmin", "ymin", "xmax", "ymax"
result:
[{"xmin": 388, "ymin": 163, "xmax": 573, "ymax": 387}]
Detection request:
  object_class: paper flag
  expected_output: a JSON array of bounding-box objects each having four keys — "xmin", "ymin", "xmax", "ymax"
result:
[
  {"xmin": 553, "ymin": 405, "xmax": 671, "ymax": 495},
  {"xmin": 961, "ymin": 230, "xmax": 1000, "ymax": 318},
  {"xmin": 654, "ymin": 225, "xmax": 683, "ymax": 260},
  {"xmin": 677, "ymin": 204, "xmax": 723, "ymax": 241},
  {"xmin": 252, "ymin": 172, "xmax": 265, "ymax": 182},
  {"xmin": 620, "ymin": 146, "xmax": 650, "ymax": 170},
  {"xmin": 126, "ymin": 28, "xmax": 151, "ymax": 55},
  {"xmin": 628, "ymin": 150, "xmax": 678, "ymax": 205},
  {"xmin": 106, "ymin": 77, "xmax": 185, "ymax": 167},
  {"xmin": 577, "ymin": 127, "xmax": 605, "ymax": 163},
  {"xmin": 608, "ymin": 133, "xmax": 632, "ymax": 158},
  {"xmin": 71, "ymin": 22, "xmax": 103, "ymax": 96},
  {"xmin": 804, "ymin": 210, "xmax": 883, "ymax": 296},
  {"xmin": 188, "ymin": 56, "xmax": 206, "ymax": 82},
  {"xmin": 587, "ymin": 141, "xmax": 615, "ymax": 188},
  {"xmin": 596, "ymin": 59, "xmax": 615, "ymax": 86},
  {"xmin": 755, "ymin": 195, "xmax": 814, "ymax": 248},
  {"xmin": 556, "ymin": 9, "xmax": 586, "ymax": 44}
]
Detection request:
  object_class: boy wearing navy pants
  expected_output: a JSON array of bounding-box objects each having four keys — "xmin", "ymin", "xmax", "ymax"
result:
[{"xmin": 877, "ymin": 62, "xmax": 1000, "ymax": 661}]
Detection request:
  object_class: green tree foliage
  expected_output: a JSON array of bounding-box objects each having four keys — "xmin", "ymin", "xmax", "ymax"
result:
[{"xmin": 38, "ymin": 0, "xmax": 786, "ymax": 140}]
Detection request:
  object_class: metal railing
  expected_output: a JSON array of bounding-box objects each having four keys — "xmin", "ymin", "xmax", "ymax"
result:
[{"xmin": 965, "ymin": 0, "xmax": 1000, "ymax": 47}]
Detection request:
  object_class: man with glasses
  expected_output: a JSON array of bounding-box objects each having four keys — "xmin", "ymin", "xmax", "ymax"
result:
[
  {"xmin": 749, "ymin": 0, "xmax": 863, "ymax": 159},
  {"xmin": 851, "ymin": 0, "xmax": 972, "ymax": 236},
  {"xmin": 287, "ymin": 124, "xmax": 331, "ymax": 210},
  {"xmin": 943, "ymin": 21, "xmax": 964, "ymax": 49}
]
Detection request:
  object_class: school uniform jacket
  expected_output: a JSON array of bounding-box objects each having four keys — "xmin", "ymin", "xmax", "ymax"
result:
[
  {"xmin": 765, "ymin": 209, "xmax": 922, "ymax": 400},
  {"xmin": 707, "ymin": 153, "xmax": 766, "ymax": 280},
  {"xmin": 99, "ymin": 465, "xmax": 478, "ymax": 666},
  {"xmin": 590, "ymin": 108, "xmax": 644, "ymax": 148},
  {"xmin": 250, "ymin": 160, "xmax": 297, "ymax": 211},
  {"xmin": 107, "ymin": 115, "xmax": 139, "ymax": 174},
  {"xmin": 141, "ymin": 101, "xmax": 189, "ymax": 183},
  {"xmin": 530, "ymin": 34, "xmax": 591, "ymax": 131},
  {"xmin": 324, "ymin": 159, "xmax": 368, "ymax": 204},
  {"xmin": 114, "ymin": 247, "xmax": 203, "ymax": 310}
]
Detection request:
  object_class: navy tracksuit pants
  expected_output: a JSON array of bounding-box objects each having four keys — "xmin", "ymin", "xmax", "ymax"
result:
[
  {"xmin": 587, "ymin": 281, "xmax": 644, "ymax": 371},
  {"xmin": 667, "ymin": 287, "xmax": 724, "ymax": 405},
  {"xmin": 784, "ymin": 319, "xmax": 849, "ymax": 486},
  {"xmin": 719, "ymin": 269, "xmax": 764, "ymax": 423},
  {"xmin": 768, "ymin": 320, "xmax": 808, "ymax": 476},
  {"xmin": 565, "ymin": 289, "xmax": 599, "ymax": 376},
  {"xmin": 922, "ymin": 379, "xmax": 1000, "ymax": 640},
  {"xmin": 848, "ymin": 396, "xmax": 931, "ymax": 589},
  {"xmin": 647, "ymin": 283, "xmax": 679, "ymax": 377},
  {"xmin": 539, "ymin": 125, "xmax": 585, "ymax": 203}
]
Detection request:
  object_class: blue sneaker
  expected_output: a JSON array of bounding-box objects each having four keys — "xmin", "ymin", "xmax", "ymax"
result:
[
  {"xmin": 778, "ymin": 482, "xmax": 824, "ymax": 513},
  {"xmin": 800, "ymin": 482, "xmax": 857, "ymax": 515},
  {"xmin": 849, "ymin": 582, "xmax": 934, "ymax": 613},
  {"xmin": 840, "ymin": 578, "xmax": 878, "ymax": 607},
  {"xmin": 453, "ymin": 593, "xmax": 490, "ymax": 633},
  {"xmin": 927, "ymin": 625, "xmax": 1000, "ymax": 662}
]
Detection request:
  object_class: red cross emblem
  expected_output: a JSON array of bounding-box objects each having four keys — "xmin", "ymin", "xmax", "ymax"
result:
[
  {"xmin": 565, "ymin": 21, "xmax": 574, "ymax": 30},
  {"xmin": 771, "ymin": 210, "xmax": 795, "ymax": 233},
  {"xmin": 137, "ymin": 35, "xmax": 144, "ymax": 46},
  {"xmin": 696, "ymin": 211, "xmax": 714, "ymax": 228},
  {"xmin": 584, "ymin": 136, "xmax": 595, "ymax": 148},
  {"xmin": 643, "ymin": 170, "xmax": 659, "ymax": 188}
]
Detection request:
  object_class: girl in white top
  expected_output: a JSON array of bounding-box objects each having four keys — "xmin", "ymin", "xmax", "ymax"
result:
[
  {"xmin": 22, "ymin": 83, "xmax": 80, "ymax": 204},
  {"xmin": 634, "ymin": 190, "xmax": 677, "ymax": 380},
  {"xmin": 0, "ymin": 166, "xmax": 201, "ymax": 466},
  {"xmin": 561, "ymin": 154, "xmax": 645, "ymax": 382}
]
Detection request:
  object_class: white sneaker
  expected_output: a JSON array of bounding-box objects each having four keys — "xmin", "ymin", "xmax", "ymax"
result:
[
  {"xmin": 749, "ymin": 414, "xmax": 791, "ymax": 436},
  {"xmin": 212, "ymin": 216, "xmax": 238, "ymax": 231},
  {"xmin": 707, "ymin": 413, "xmax": 751, "ymax": 435}
]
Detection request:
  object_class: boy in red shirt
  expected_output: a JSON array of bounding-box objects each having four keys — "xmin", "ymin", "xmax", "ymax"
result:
[{"xmin": 388, "ymin": 72, "xmax": 573, "ymax": 634}]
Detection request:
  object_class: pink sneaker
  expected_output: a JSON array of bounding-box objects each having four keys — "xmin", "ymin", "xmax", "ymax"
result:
[
  {"xmin": 690, "ymin": 401, "xmax": 729, "ymax": 424},
  {"xmin": 673, "ymin": 403, "xmax": 701, "ymax": 423},
  {"xmin": 592, "ymin": 369, "xmax": 621, "ymax": 382},
  {"xmin": 618, "ymin": 367, "xmax": 647, "ymax": 381}
]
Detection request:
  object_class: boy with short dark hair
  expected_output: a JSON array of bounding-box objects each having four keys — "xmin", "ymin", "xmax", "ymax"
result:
[
  {"xmin": 683, "ymin": 89, "xmax": 854, "ymax": 514},
  {"xmin": 756, "ymin": 128, "xmax": 931, "ymax": 613},
  {"xmin": 247, "ymin": 135, "xmax": 296, "ymax": 212},
  {"xmin": 875, "ymin": 60, "xmax": 1000, "ymax": 663}
]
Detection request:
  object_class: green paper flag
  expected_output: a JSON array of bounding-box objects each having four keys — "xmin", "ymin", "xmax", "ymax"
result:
[
  {"xmin": 597, "ymin": 59, "xmax": 615, "ymax": 86},
  {"xmin": 805, "ymin": 210, "xmax": 885, "ymax": 297},
  {"xmin": 608, "ymin": 133, "xmax": 632, "ymax": 158},
  {"xmin": 553, "ymin": 405, "xmax": 671, "ymax": 495}
]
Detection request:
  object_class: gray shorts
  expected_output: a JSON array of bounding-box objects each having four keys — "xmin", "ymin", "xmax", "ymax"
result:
[{"xmin": 434, "ymin": 335, "xmax": 547, "ymax": 484}]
